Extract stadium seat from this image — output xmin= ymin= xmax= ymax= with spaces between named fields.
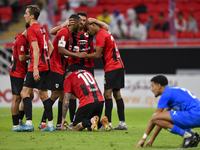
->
xmin=143 ymin=0 xmax=157 ymax=4
xmin=164 ymin=31 xmax=169 ymax=39
xmin=178 ymin=31 xmax=194 ymax=38
xmin=98 ymin=0 xmax=114 ymax=5
xmin=57 ymin=0 xmax=67 ymax=10
xmin=90 ymin=5 xmax=104 ymax=14
xmin=0 ymin=7 xmax=12 ymax=24
xmin=148 ymin=30 xmax=164 ymax=39
xmin=176 ymin=4 xmax=189 ymax=13
xmin=54 ymin=14 xmax=61 ymax=25
xmin=139 ymin=13 xmax=149 ymax=23
xmin=188 ymin=2 xmax=200 ymax=12
xmin=119 ymin=4 xmax=135 ymax=14
xmin=75 ymin=6 xmax=90 ymax=14
xmin=195 ymin=31 xmax=200 ymax=38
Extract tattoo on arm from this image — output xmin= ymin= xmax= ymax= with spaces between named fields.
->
xmin=62 ymin=93 xmax=70 ymax=119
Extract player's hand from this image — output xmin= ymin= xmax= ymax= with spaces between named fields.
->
xmin=33 ymin=69 xmax=40 ymax=82
xmin=145 ymin=139 xmax=153 ymax=147
xmin=62 ymin=18 xmax=74 ymax=27
xmin=77 ymin=52 xmax=87 ymax=58
xmin=61 ymin=118 xmax=69 ymax=131
xmin=135 ymin=139 xmax=145 ymax=148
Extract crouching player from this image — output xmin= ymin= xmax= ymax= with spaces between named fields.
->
xmin=61 ymin=69 xmax=111 ymax=131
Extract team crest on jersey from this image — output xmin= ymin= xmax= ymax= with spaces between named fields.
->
xmin=84 ymin=32 xmax=89 ymax=37
xmin=55 ymin=84 xmax=59 ymax=88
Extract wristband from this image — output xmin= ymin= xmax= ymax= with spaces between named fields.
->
xmin=142 ymin=133 xmax=148 ymax=139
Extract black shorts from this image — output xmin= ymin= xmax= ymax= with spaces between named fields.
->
xmin=10 ymin=76 xmax=24 ymax=95
xmin=48 ymin=71 xmax=64 ymax=91
xmin=23 ymin=71 xmax=51 ymax=90
xmin=73 ymin=101 xmax=104 ymax=126
xmin=69 ymin=64 xmax=94 ymax=76
xmin=104 ymin=68 xmax=125 ymax=90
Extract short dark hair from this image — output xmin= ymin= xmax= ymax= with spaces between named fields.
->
xmin=151 ymin=75 xmax=168 ymax=86
xmin=63 ymin=71 xmax=72 ymax=79
xmin=69 ymin=14 xmax=80 ymax=23
xmin=159 ymin=13 xmax=164 ymax=17
xmin=77 ymin=11 xmax=87 ymax=17
xmin=25 ymin=23 xmax=30 ymax=29
xmin=27 ymin=5 xmax=40 ymax=20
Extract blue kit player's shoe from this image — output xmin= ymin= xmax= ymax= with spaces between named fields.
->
xmin=12 ymin=125 xmax=22 ymax=132
xmin=20 ymin=124 xmax=34 ymax=132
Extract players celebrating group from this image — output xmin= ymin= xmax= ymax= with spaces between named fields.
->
xmin=10 ymin=5 xmax=127 ymax=133
xmin=9 ymin=4 xmax=200 ymax=149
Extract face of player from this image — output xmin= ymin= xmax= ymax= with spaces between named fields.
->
xmin=78 ymin=15 xmax=87 ymax=30
xmin=86 ymin=24 xmax=96 ymax=36
xmin=151 ymin=81 xmax=161 ymax=97
xmin=74 ymin=19 xmax=80 ymax=32
xmin=24 ymin=8 xmax=32 ymax=24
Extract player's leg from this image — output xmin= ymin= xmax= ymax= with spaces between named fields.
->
xmin=39 ymin=89 xmax=54 ymax=131
xmin=113 ymin=89 xmax=127 ymax=130
xmin=20 ymin=86 xmax=34 ymax=131
xmin=152 ymin=111 xmax=198 ymax=148
xmin=104 ymin=89 xmax=113 ymax=127
xmin=68 ymin=93 xmax=77 ymax=129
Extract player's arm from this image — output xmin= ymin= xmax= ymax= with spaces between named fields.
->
xmin=85 ymin=46 xmax=103 ymax=59
xmin=145 ymin=108 xmax=171 ymax=147
xmin=61 ymin=92 xmax=71 ymax=130
xmin=135 ymin=108 xmax=164 ymax=148
xmin=31 ymin=41 xmax=40 ymax=82
xmin=48 ymin=40 xmax=54 ymax=56
xmin=86 ymin=18 xmax=109 ymax=30
xmin=58 ymin=46 xmax=87 ymax=58
xmin=50 ymin=18 xmax=74 ymax=35
xmin=18 ymin=54 xmax=30 ymax=62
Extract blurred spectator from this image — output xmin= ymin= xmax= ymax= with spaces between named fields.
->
xmin=37 ymin=2 xmax=48 ymax=26
xmin=129 ymin=17 xmax=147 ymax=41
xmin=145 ymin=15 xmax=155 ymax=31
xmin=188 ymin=14 xmax=198 ymax=33
xmin=96 ymin=9 xmax=111 ymax=25
xmin=110 ymin=19 xmax=128 ymax=39
xmin=110 ymin=10 xmax=126 ymax=29
xmin=126 ymin=8 xmax=136 ymax=36
xmin=68 ymin=0 xmax=81 ymax=8
xmin=81 ymin=0 xmax=97 ymax=7
xmin=155 ymin=13 xmax=169 ymax=32
xmin=61 ymin=2 xmax=75 ymax=22
xmin=175 ymin=12 xmax=187 ymax=32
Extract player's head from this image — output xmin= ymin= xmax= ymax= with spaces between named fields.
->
xmin=69 ymin=14 xmax=81 ymax=32
xmin=63 ymin=71 xmax=73 ymax=79
xmin=23 ymin=23 xmax=30 ymax=38
xmin=77 ymin=11 xmax=87 ymax=30
xmin=85 ymin=23 xmax=99 ymax=36
xmin=150 ymin=75 xmax=168 ymax=97
xmin=24 ymin=5 xmax=40 ymax=23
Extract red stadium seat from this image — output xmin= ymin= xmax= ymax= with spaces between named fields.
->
xmin=195 ymin=31 xmax=200 ymax=38
xmin=119 ymin=4 xmax=135 ymax=14
xmin=178 ymin=31 xmax=194 ymax=38
xmin=57 ymin=0 xmax=67 ymax=10
xmin=0 ymin=7 xmax=12 ymax=24
xmin=54 ymin=14 xmax=61 ymax=24
xmin=139 ymin=13 xmax=149 ymax=23
xmin=143 ymin=0 xmax=157 ymax=4
xmin=164 ymin=31 xmax=169 ymax=39
xmin=19 ymin=0 xmax=33 ymax=7
xmin=90 ymin=5 xmax=104 ymax=14
xmin=75 ymin=6 xmax=90 ymax=14
xmin=148 ymin=30 xmax=164 ymax=39
xmin=98 ymin=0 xmax=114 ymax=5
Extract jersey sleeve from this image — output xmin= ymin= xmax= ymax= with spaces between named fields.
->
xmin=17 ymin=37 xmax=27 ymax=55
xmin=157 ymin=92 xmax=171 ymax=108
xmin=96 ymin=30 xmax=105 ymax=48
xmin=57 ymin=28 xmax=68 ymax=48
xmin=63 ymin=77 xmax=72 ymax=94
xmin=27 ymin=28 xmax=38 ymax=43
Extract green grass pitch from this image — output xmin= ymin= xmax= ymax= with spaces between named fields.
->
xmin=0 ymin=107 xmax=200 ymax=150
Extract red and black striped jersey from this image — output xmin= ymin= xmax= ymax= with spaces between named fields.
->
xmin=27 ymin=23 xmax=50 ymax=72
xmin=64 ymin=69 xmax=104 ymax=108
xmin=96 ymin=28 xmax=124 ymax=72
xmin=69 ymin=30 xmax=94 ymax=68
xmin=50 ymin=27 xmax=71 ymax=75
xmin=9 ymin=33 xmax=29 ymax=78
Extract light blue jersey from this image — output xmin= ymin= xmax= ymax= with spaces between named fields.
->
xmin=157 ymin=86 xmax=200 ymax=112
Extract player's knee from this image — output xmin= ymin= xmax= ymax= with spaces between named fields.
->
xmin=50 ymin=91 xmax=60 ymax=101
xmin=12 ymin=95 xmax=21 ymax=104
xmin=104 ymin=91 xmax=112 ymax=99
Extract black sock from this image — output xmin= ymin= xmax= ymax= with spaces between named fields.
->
xmin=41 ymin=99 xmax=54 ymax=123
xmin=23 ymin=97 xmax=32 ymax=121
xmin=43 ymin=98 xmax=53 ymax=121
xmin=19 ymin=110 xmax=24 ymax=120
xmin=12 ymin=115 xmax=19 ymax=125
xmin=105 ymin=99 xmax=113 ymax=123
xmin=116 ymin=98 xmax=125 ymax=121
xmin=69 ymin=99 xmax=76 ymax=122
xmin=57 ymin=100 xmax=62 ymax=125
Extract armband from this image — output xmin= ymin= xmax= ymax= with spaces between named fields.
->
xmin=142 ymin=133 xmax=148 ymax=139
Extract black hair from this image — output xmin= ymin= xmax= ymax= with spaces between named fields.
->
xmin=27 ymin=5 xmax=40 ymax=20
xmin=151 ymin=75 xmax=168 ymax=86
xmin=25 ymin=23 xmax=30 ymax=29
xmin=63 ymin=71 xmax=72 ymax=79
xmin=69 ymin=14 xmax=80 ymax=23
xmin=159 ymin=13 xmax=164 ymax=17
xmin=77 ymin=11 xmax=87 ymax=17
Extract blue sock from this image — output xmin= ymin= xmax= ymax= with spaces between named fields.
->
xmin=184 ymin=128 xmax=191 ymax=132
xmin=170 ymin=125 xmax=186 ymax=136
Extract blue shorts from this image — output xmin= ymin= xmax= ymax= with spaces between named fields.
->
xmin=169 ymin=110 xmax=200 ymax=129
